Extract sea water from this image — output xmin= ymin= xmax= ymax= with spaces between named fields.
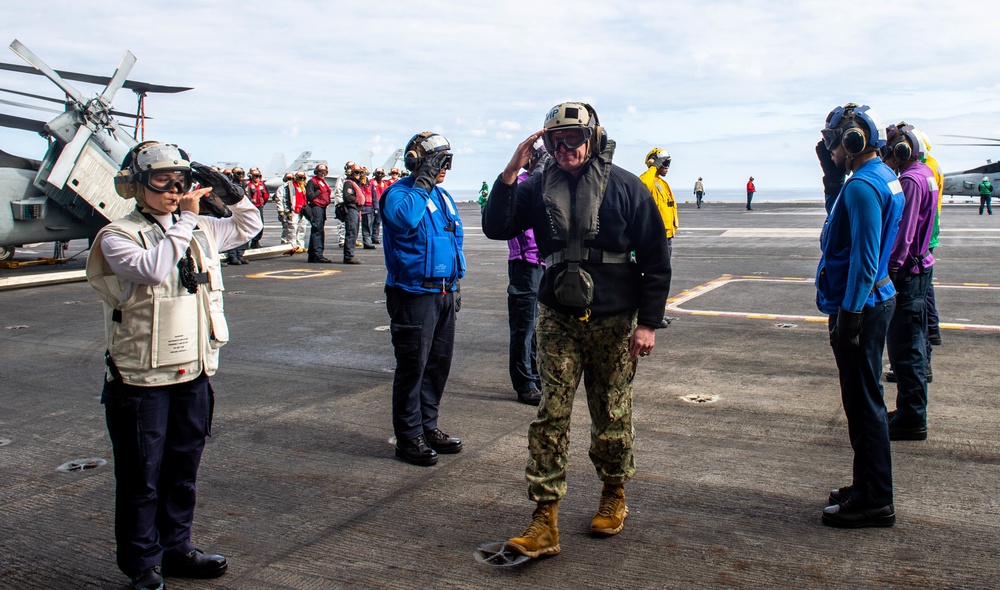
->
xmin=447 ymin=187 xmax=825 ymax=204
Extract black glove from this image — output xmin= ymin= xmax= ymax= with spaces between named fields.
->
xmin=413 ymin=152 xmax=451 ymax=193
xmin=816 ymin=140 xmax=846 ymax=198
xmin=830 ymin=308 xmax=863 ymax=350
xmin=191 ymin=162 xmax=247 ymax=206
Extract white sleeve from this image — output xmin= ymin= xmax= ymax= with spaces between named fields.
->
xmin=333 ymin=177 xmax=344 ymax=203
xmin=199 ymin=197 xmax=265 ymax=251
xmin=101 ymin=214 xmax=197 ymax=286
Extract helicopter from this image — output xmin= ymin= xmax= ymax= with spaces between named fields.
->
xmin=940 ymin=135 xmax=1000 ymax=198
xmin=0 ymin=39 xmax=191 ymax=262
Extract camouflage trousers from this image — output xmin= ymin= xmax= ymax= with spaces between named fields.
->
xmin=526 ymin=304 xmax=638 ymax=502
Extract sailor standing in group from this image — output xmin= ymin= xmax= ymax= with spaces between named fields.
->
xmin=881 ymin=122 xmax=938 ymax=442
xmin=483 ymin=102 xmax=671 ymax=558
xmin=86 ymin=142 xmax=262 ymax=590
xmin=815 ymin=104 xmax=903 ymax=528
xmin=380 ymin=132 xmax=466 ymax=466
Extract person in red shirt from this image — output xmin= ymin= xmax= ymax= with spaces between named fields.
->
xmin=341 ymin=164 xmax=365 ymax=263
xmin=290 ymin=171 xmax=310 ymax=252
xmin=245 ymin=167 xmax=269 ymax=248
xmin=746 ymin=176 xmax=756 ymax=211
xmin=306 ymin=164 xmax=333 ymax=263
xmin=370 ymin=168 xmax=389 ymax=244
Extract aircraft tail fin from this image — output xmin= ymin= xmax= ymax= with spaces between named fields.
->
xmin=286 ymin=151 xmax=312 ymax=172
xmin=266 ymin=153 xmax=287 ymax=178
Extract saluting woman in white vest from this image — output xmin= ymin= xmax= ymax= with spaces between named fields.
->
xmin=86 ymin=141 xmax=262 ymax=590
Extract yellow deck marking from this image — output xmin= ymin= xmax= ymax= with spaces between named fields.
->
xmin=666 ymin=275 xmax=1000 ymax=332
xmin=245 ymin=268 xmax=342 ymax=280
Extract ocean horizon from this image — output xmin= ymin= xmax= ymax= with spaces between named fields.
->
xmin=448 ymin=186 xmax=825 ymax=204
xmin=448 ymin=186 xmax=983 ymax=205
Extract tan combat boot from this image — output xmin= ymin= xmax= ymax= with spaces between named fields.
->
xmin=506 ymin=501 xmax=560 ymax=558
xmin=590 ymin=483 xmax=629 ymax=536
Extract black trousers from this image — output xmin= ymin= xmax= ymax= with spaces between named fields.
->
xmin=829 ymin=297 xmax=895 ymax=507
xmin=507 ymin=259 xmax=543 ymax=394
xmin=103 ymin=374 xmax=214 ymax=576
xmin=386 ymin=287 xmax=456 ymax=441
xmin=308 ymin=204 xmax=327 ymax=260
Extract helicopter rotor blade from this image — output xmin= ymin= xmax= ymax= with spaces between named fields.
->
xmin=939 ymin=143 xmax=1000 ymax=147
xmin=0 ymin=87 xmax=143 ymax=118
xmin=940 ymin=134 xmax=1000 ymax=143
xmin=47 ymin=124 xmax=93 ymax=189
xmin=0 ymin=112 xmax=47 ymax=133
xmin=9 ymin=39 xmax=86 ymax=106
xmin=0 ymin=62 xmax=192 ymax=94
xmin=99 ymin=50 xmax=136 ymax=105
xmin=0 ymin=97 xmax=62 ymax=114
xmin=0 ymin=86 xmax=66 ymax=105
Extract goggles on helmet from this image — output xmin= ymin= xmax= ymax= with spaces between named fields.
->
xmin=542 ymin=127 xmax=593 ymax=152
xmin=652 ymin=153 xmax=671 ymax=168
xmin=141 ymin=170 xmax=192 ymax=194
xmin=821 ymin=126 xmax=844 ymax=151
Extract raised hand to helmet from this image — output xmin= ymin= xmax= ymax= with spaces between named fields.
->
xmin=191 ymin=161 xmax=246 ymax=205
xmin=816 ymin=140 xmax=846 ymax=198
xmin=501 ymin=130 xmax=545 ymax=185
xmin=414 ymin=151 xmax=451 ymax=193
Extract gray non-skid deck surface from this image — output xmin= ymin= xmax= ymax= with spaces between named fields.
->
xmin=1 ymin=202 xmax=998 ymax=589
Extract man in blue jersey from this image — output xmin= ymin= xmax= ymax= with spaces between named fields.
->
xmin=379 ymin=132 xmax=466 ymax=467
xmin=815 ymin=103 xmax=904 ymax=528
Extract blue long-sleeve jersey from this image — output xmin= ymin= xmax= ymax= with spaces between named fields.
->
xmin=379 ymin=176 xmax=466 ymax=294
xmin=815 ymin=157 xmax=904 ymax=315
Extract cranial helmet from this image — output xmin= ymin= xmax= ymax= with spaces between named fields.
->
xmin=283 ymin=172 xmax=294 ymax=181
xmin=645 ymin=148 xmax=671 ymax=169
xmin=882 ymin=122 xmax=925 ymax=163
xmin=916 ymin=129 xmax=933 ymax=153
xmin=249 ymin=167 xmax=262 ymax=178
xmin=315 ymin=163 xmax=329 ymax=175
xmin=404 ymin=131 xmax=452 ymax=172
xmin=822 ymin=103 xmax=887 ymax=155
xmin=114 ymin=141 xmax=192 ymax=200
xmin=374 ymin=168 xmax=385 ymax=178
xmin=344 ymin=161 xmax=355 ymax=173
xmin=985 ymin=175 xmax=991 ymax=182
xmin=232 ymin=166 xmax=245 ymax=179
xmin=294 ymin=170 xmax=306 ymax=179
xmin=542 ymin=102 xmax=606 ymax=156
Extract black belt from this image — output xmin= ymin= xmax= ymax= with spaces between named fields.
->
xmin=422 ymin=280 xmax=455 ymax=291
xmin=544 ymin=248 xmax=630 ymax=267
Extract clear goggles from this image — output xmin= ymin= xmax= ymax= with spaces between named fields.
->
xmin=141 ymin=169 xmax=192 ymax=194
xmin=543 ymin=127 xmax=593 ymax=152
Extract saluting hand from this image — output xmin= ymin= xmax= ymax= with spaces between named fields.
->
xmin=501 ymin=130 xmax=545 ymax=185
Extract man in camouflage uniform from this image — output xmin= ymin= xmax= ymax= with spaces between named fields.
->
xmin=483 ymin=102 xmax=671 ymax=558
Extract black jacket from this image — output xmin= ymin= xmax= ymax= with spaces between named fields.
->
xmin=483 ymin=163 xmax=671 ymax=328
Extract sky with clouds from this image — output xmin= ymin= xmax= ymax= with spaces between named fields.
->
xmin=1 ymin=0 xmax=998 ymax=193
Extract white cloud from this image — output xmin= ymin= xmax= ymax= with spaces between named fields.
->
xmin=0 ymin=0 xmax=997 ymax=188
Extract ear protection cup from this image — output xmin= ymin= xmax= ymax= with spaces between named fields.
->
xmin=892 ymin=139 xmax=912 ymax=162
xmin=403 ymin=149 xmax=421 ymax=172
xmin=842 ymin=126 xmax=867 ymax=155
xmin=583 ymin=103 xmax=607 ymax=153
